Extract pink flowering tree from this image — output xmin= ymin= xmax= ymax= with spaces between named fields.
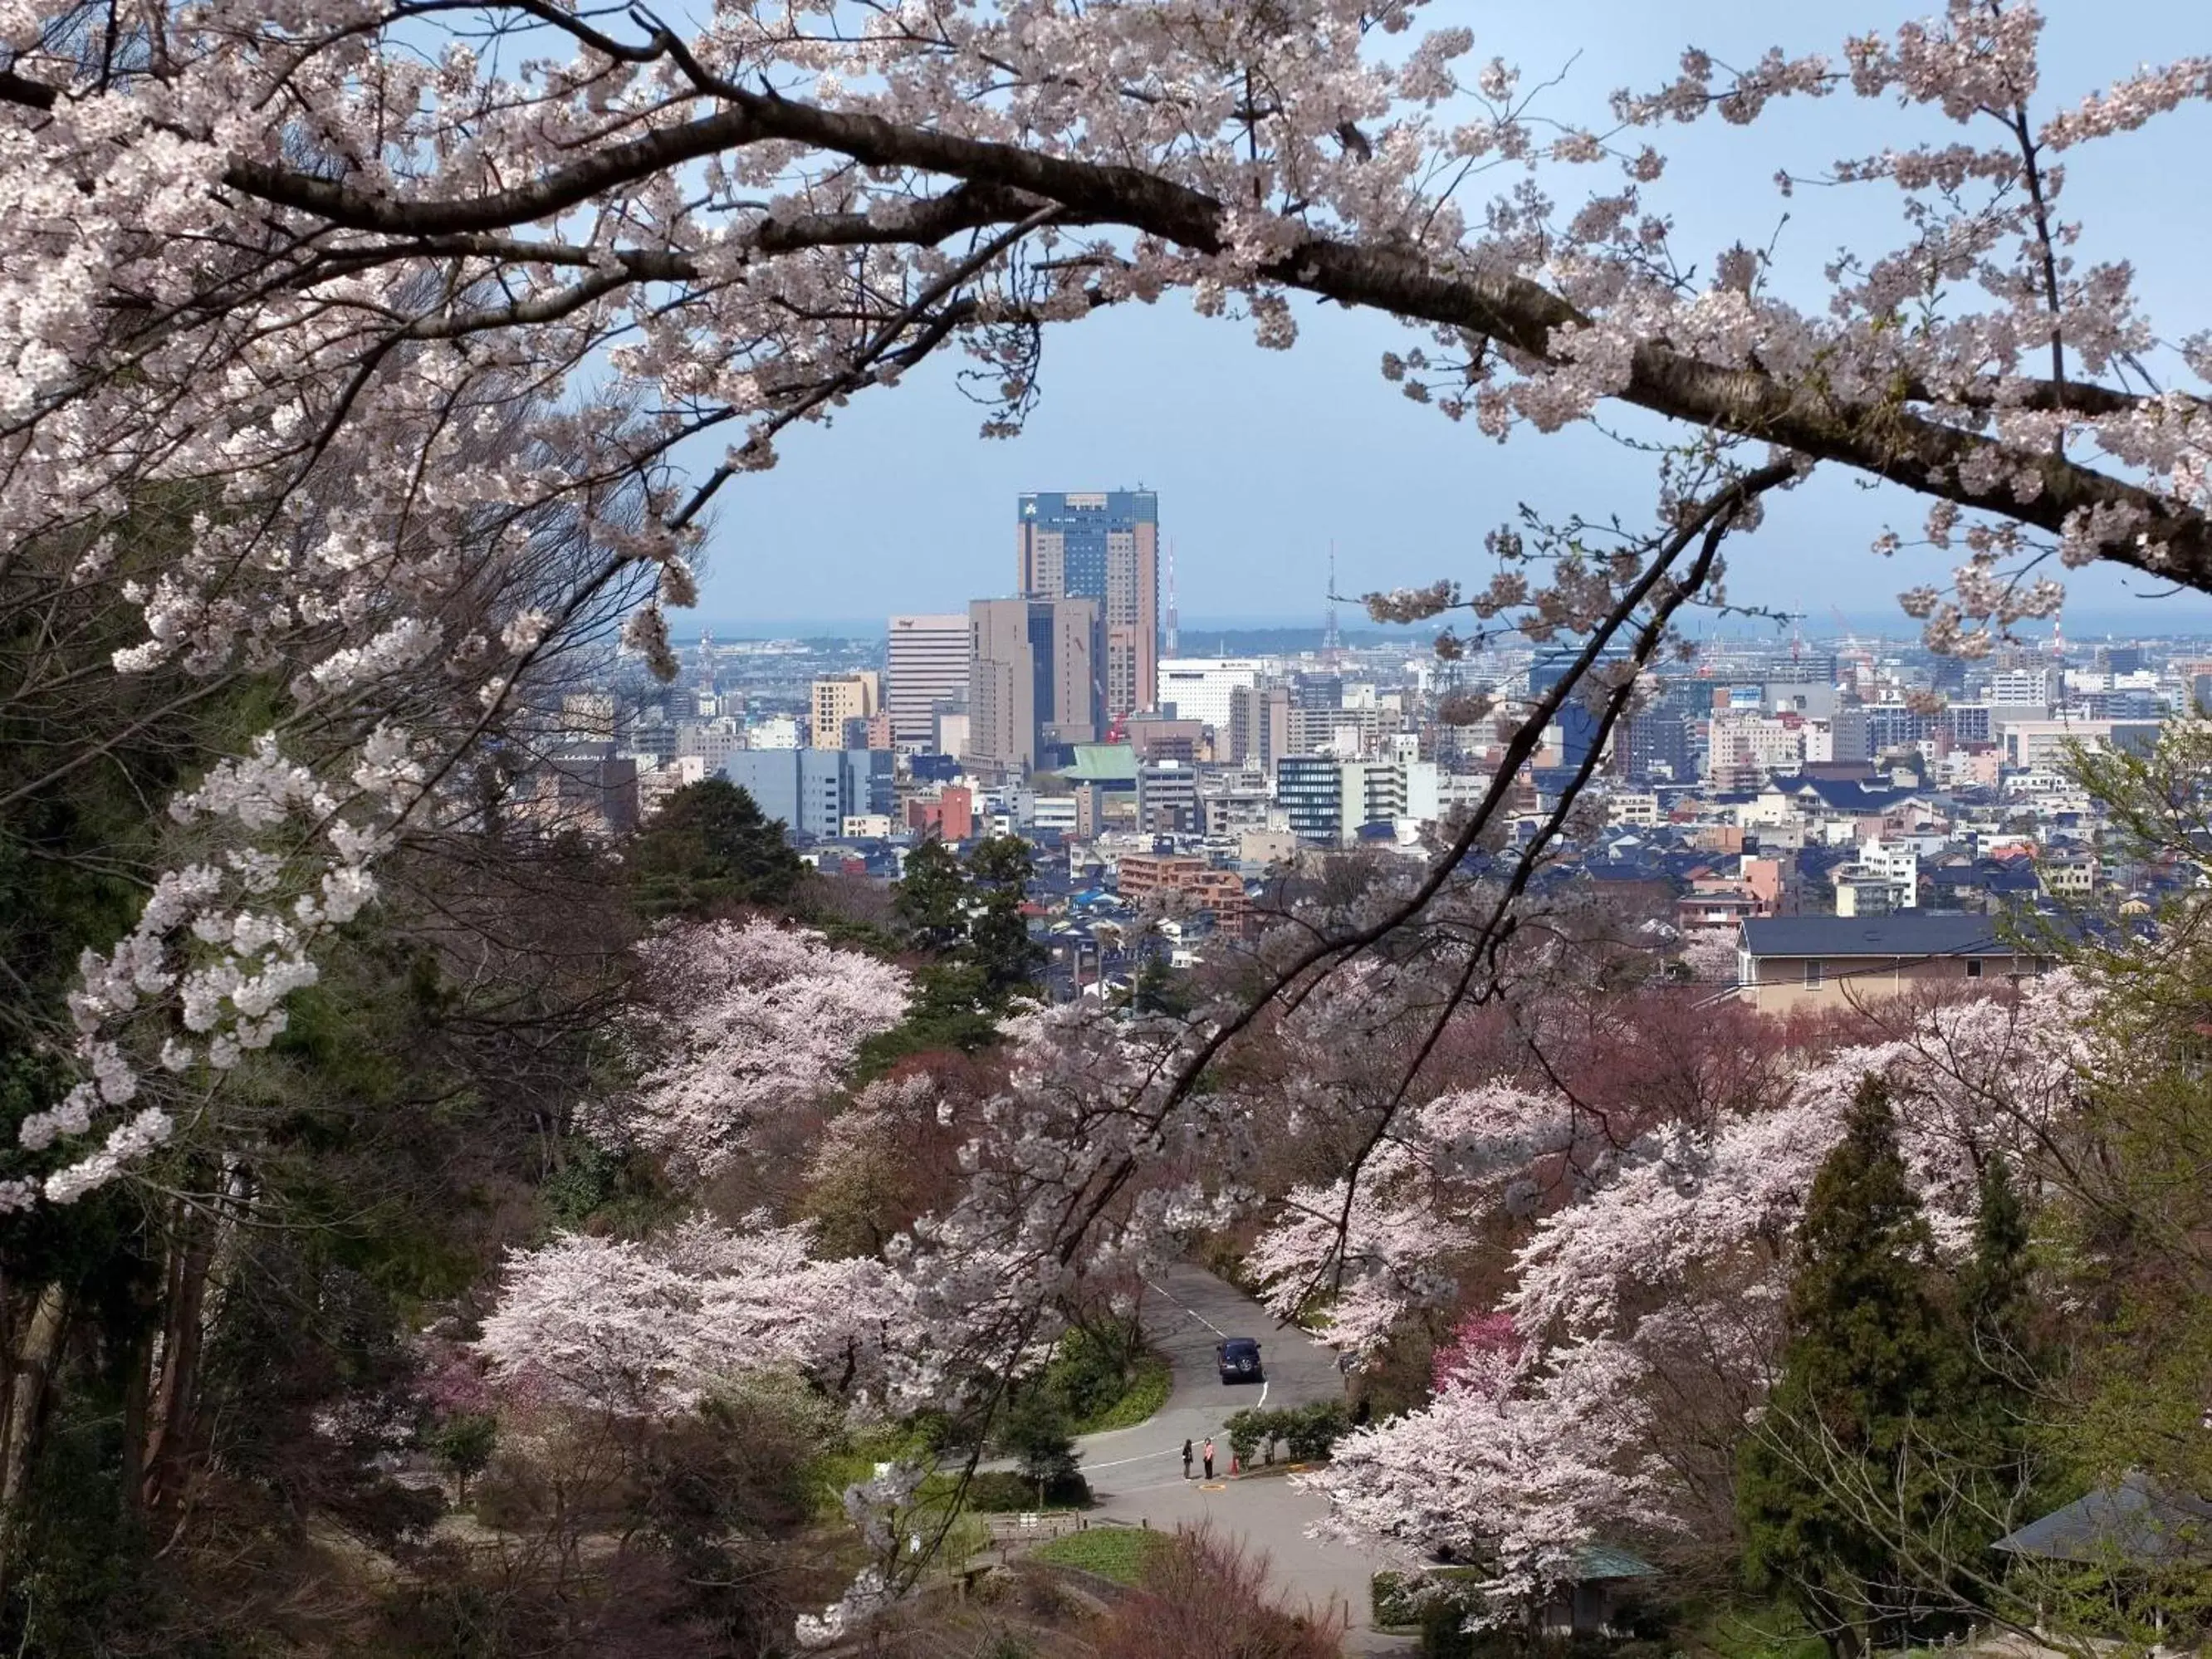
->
xmin=1680 ymin=929 xmax=1742 ymax=985
xmin=1299 ymin=972 xmax=2092 ymax=1613
xmin=597 ymin=919 xmax=910 ymax=1182
xmin=476 ymin=1214 xmax=894 ymax=1416
xmin=0 ymin=0 xmax=2202 ymax=1207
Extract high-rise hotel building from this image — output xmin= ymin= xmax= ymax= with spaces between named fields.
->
xmin=1015 ymin=491 xmax=1158 ymax=724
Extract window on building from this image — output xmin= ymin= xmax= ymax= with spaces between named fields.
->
xmin=1965 ymin=958 xmax=1984 ymax=979
xmin=1803 ymin=958 xmax=1823 ymax=988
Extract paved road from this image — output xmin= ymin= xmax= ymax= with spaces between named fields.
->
xmin=1073 ymin=1264 xmax=1413 ymax=1654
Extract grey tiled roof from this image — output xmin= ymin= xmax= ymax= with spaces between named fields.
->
xmin=1740 ymin=913 xmax=2018 ymax=959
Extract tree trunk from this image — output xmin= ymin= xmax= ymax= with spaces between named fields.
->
xmin=0 ymin=1280 xmax=73 ymax=1598
xmin=140 ymin=1199 xmax=214 ymax=1519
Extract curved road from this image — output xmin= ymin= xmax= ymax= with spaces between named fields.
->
xmin=1072 ymin=1264 xmax=1412 ymax=1653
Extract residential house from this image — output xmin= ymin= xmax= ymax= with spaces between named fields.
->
xmin=1735 ymin=913 xmax=2054 ymax=1014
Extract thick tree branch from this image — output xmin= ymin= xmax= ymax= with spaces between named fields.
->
xmin=204 ymin=86 xmax=2210 ymax=589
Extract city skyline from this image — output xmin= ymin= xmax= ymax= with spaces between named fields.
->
xmin=675 ymin=0 xmax=2210 ymax=637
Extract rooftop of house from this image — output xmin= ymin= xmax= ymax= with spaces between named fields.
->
xmin=1740 ymin=913 xmax=2024 ymax=959
xmin=1993 ymin=1472 xmax=2212 ymax=1566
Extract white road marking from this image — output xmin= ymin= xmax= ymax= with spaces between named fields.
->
xmin=1257 ymin=1380 xmax=1269 ymax=1408
xmin=1084 ymin=1448 xmax=1177 ymax=1471
xmin=1143 ymin=1274 xmax=1228 ymax=1337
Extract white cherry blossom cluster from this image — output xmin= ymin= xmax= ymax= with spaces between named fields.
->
xmin=594 ymin=919 xmax=911 ymax=1182
xmin=1296 ymin=971 xmax=2092 ymax=1594
xmin=475 ymin=1214 xmax=894 ymax=1415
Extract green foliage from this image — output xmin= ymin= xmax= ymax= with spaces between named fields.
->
xmin=1069 ymin=1352 xmax=1171 ymax=1435
xmin=962 ymin=1470 xmax=1091 ymax=1512
xmin=893 ymin=838 xmax=970 ymax=952
xmin=1038 ymin=1321 xmax=1168 ymax=1433
xmin=1030 ymin=1525 xmax=1170 ymax=1584
xmin=537 ymin=1138 xmax=676 ymax=1238
xmin=861 ymin=834 xmax=1050 ymax=1072
xmin=1123 ymin=954 xmax=1195 ymax=1017
xmin=1225 ymin=1401 xmax=1351 ymax=1466
xmin=433 ymin=1413 xmax=499 ymax=1502
xmin=627 ymin=779 xmax=806 ymax=919
xmin=1738 ymin=1074 xmax=2014 ymax=1657
xmin=876 ymin=835 xmax=1044 ymax=1067
xmin=854 ymin=962 xmax=1007 ymax=1079
xmin=999 ymin=1391 xmax=1083 ymax=1490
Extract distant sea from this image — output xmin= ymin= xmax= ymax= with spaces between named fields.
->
xmin=672 ymin=608 xmax=2212 ymax=648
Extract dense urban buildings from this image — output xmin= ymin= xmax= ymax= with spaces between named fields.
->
xmin=542 ymin=480 xmax=2210 ymax=998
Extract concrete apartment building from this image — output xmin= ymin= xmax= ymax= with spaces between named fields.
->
xmin=1116 ymin=853 xmax=1253 ymax=937
xmin=1016 ymin=491 xmax=1158 ymax=724
xmin=808 ymin=671 xmax=878 ymax=748
xmin=885 ymin=614 xmax=970 ymax=749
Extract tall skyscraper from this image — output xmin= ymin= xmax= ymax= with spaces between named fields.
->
xmin=965 ymin=597 xmax=1101 ymax=777
xmin=1015 ymin=490 xmax=1157 ymax=724
xmin=885 ymin=614 xmax=971 ymax=749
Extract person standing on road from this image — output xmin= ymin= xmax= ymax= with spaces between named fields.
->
xmin=1181 ymin=1438 xmax=1194 ymax=1478
xmin=1201 ymin=1437 xmax=1216 ymax=1480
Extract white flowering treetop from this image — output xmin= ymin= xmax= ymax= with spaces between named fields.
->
xmin=0 ymin=0 xmax=2202 ymax=1197
xmin=476 ymin=1213 xmax=894 ymax=1414
xmin=599 ymin=918 xmax=910 ymax=1181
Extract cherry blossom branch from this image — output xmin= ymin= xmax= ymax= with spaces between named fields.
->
xmin=1288 ymin=476 xmax=1758 ymax=1321
xmin=1050 ymin=458 xmax=1796 ymax=1276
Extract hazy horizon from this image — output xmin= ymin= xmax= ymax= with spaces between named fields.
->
xmin=679 ymin=0 xmax=2212 ymax=644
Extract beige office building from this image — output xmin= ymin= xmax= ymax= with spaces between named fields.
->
xmin=885 ymin=614 xmax=971 ymax=749
xmin=809 ymin=670 xmax=879 ymax=749
xmin=965 ymin=598 xmax=1101 ymax=778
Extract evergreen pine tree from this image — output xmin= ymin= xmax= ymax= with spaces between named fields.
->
xmin=1739 ymin=1074 xmax=1960 ymax=1659
xmin=1943 ymin=1156 xmax=2046 ymax=1596
xmin=626 ymin=780 xmax=805 ymax=918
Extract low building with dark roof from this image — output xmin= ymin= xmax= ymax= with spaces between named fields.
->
xmin=1736 ymin=913 xmax=2057 ymax=1013
xmin=1993 ymin=1472 xmax=2212 ymax=1568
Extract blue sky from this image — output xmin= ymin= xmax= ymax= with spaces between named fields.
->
xmin=682 ymin=0 xmax=2212 ymax=637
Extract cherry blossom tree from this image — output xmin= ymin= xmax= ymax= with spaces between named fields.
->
xmin=598 ymin=918 xmax=909 ymax=1181
xmin=1681 ymin=929 xmax=1742 ymax=985
xmin=0 ymin=0 xmax=2202 ymax=1206
xmin=1299 ymin=973 xmax=2092 ymax=1613
xmin=476 ymin=1213 xmax=893 ymax=1414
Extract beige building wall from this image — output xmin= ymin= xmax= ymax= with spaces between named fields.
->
xmin=1737 ymin=952 xmax=2032 ymax=1014
xmin=964 ymin=598 xmax=1100 ymax=776
xmin=809 ymin=671 xmax=879 ymax=749
xmin=965 ymin=600 xmax=1033 ymax=776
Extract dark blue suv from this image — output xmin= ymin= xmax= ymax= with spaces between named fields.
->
xmin=1216 ymin=1338 xmax=1263 ymax=1382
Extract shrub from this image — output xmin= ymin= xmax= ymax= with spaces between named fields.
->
xmin=1226 ymin=1401 xmax=1351 ymax=1466
xmin=963 ymin=1470 xmax=1090 ymax=1512
xmin=1089 ymin=1524 xmax=1345 ymax=1659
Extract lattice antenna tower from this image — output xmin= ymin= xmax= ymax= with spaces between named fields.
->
xmin=1321 ymin=541 xmax=1343 ymax=667
xmin=1164 ymin=539 xmax=1180 ymax=657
